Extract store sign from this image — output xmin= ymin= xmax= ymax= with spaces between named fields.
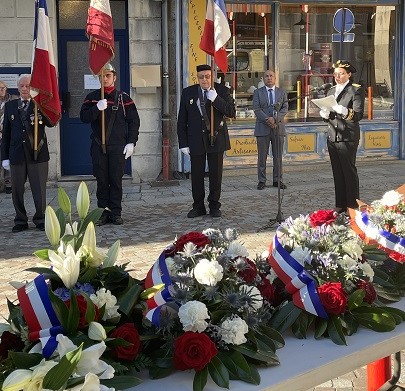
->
xmin=364 ymin=131 xmax=391 ymax=149
xmin=287 ymin=134 xmax=316 ymax=153
xmin=227 ymin=137 xmax=257 ymax=156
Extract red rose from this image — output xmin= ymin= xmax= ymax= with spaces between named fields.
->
xmin=174 ymin=232 xmax=210 ymax=253
xmin=257 ymin=276 xmax=275 ymax=302
xmin=65 ymin=295 xmax=100 ymax=329
xmin=309 ymin=210 xmax=337 ymax=227
xmin=357 ymin=280 xmax=377 ymax=304
xmin=173 ymin=331 xmax=217 ymax=372
xmin=0 ymin=331 xmax=24 ymax=360
xmin=238 ymin=258 xmax=258 ymax=283
xmin=318 ymin=282 xmax=348 ymax=315
xmin=110 ymin=323 xmax=141 ymax=361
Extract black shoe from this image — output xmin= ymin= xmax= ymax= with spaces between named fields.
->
xmin=187 ymin=208 xmax=206 ymax=218
xmin=5 ymin=187 xmax=12 ymax=194
xmin=96 ymin=213 xmax=109 ymax=226
xmin=36 ymin=223 xmax=45 ymax=231
xmin=273 ymin=181 xmax=287 ymax=189
xmin=110 ymin=215 xmax=123 ymax=225
xmin=210 ymin=209 xmax=221 ymax=218
xmin=257 ymin=182 xmax=265 ymax=190
xmin=12 ymin=224 xmax=28 ymax=233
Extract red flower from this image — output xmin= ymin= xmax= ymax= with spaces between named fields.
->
xmin=309 ymin=209 xmax=337 ymax=227
xmin=110 ymin=323 xmax=141 ymax=361
xmin=257 ymin=276 xmax=275 ymax=302
xmin=173 ymin=331 xmax=217 ymax=372
xmin=65 ymin=294 xmax=100 ymax=329
xmin=174 ymin=232 xmax=210 ymax=253
xmin=357 ymin=280 xmax=377 ymax=304
xmin=0 ymin=331 xmax=24 ymax=360
xmin=238 ymin=258 xmax=258 ymax=283
xmin=318 ymin=282 xmax=348 ymax=315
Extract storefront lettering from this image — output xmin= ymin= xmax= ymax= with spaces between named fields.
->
xmin=227 ymin=137 xmax=258 ymax=156
xmin=287 ymin=134 xmax=315 ymax=153
xmin=364 ymin=131 xmax=391 ymax=149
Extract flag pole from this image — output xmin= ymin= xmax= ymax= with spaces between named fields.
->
xmin=210 ymin=57 xmax=215 ymax=147
xmin=33 ymin=103 xmax=38 ymax=161
xmin=100 ymin=68 xmax=106 ymax=154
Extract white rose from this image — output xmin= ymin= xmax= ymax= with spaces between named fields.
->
xmin=240 ymin=284 xmax=263 ymax=310
xmin=194 ymin=258 xmax=223 ymax=286
xmin=226 ymin=241 xmax=249 ymax=259
xmin=178 ymin=300 xmax=210 ymax=332
xmin=381 ymin=190 xmax=403 ymax=207
xmin=90 ymin=288 xmax=120 ymax=321
xmin=220 ymin=316 xmax=248 ymax=345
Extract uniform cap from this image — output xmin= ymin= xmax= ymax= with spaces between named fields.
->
xmin=196 ymin=64 xmax=211 ymax=72
xmin=103 ymin=63 xmax=116 ymax=73
xmin=333 ymin=60 xmax=356 ymax=74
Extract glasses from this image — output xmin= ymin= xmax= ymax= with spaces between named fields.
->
xmin=197 ymin=74 xmax=211 ymax=80
xmin=333 ymin=72 xmax=347 ymax=77
xmin=0 ymin=87 xmax=6 ymax=91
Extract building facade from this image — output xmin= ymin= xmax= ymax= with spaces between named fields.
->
xmin=0 ymin=0 xmax=404 ymax=183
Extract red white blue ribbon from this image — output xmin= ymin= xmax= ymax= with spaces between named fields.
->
xmin=269 ymin=235 xmax=328 ymax=319
xmin=144 ymin=251 xmax=178 ymax=326
xmin=17 ymin=274 xmax=63 ymax=358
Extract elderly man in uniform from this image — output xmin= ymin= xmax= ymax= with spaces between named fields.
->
xmin=80 ymin=63 xmax=140 ymax=225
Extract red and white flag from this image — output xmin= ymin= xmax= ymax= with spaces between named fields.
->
xmin=30 ymin=0 xmax=61 ymax=127
xmin=86 ymin=0 xmax=114 ymax=75
xmin=199 ymin=0 xmax=231 ymax=74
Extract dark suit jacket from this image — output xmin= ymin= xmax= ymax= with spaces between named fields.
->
xmin=325 ymin=82 xmax=365 ymax=142
xmin=177 ymin=82 xmax=235 ymax=155
xmin=1 ymin=99 xmax=52 ymax=164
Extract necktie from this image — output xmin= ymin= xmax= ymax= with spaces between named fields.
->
xmin=268 ymin=89 xmax=273 ymax=105
xmin=203 ymin=90 xmax=208 ymax=103
xmin=22 ymin=100 xmax=28 ymax=110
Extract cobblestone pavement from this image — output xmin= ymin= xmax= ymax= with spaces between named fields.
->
xmin=1 ymin=159 xmax=405 ymax=390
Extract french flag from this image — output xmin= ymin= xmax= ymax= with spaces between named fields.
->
xmin=200 ymin=0 xmax=231 ymax=74
xmin=86 ymin=0 xmax=115 ymax=75
xmin=30 ymin=0 xmax=61 ymax=127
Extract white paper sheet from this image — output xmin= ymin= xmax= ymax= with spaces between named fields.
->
xmin=311 ymin=95 xmax=338 ymax=110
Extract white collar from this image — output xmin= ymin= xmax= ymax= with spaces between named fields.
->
xmin=335 ymin=80 xmax=349 ymax=94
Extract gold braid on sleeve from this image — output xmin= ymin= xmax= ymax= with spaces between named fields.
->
xmin=344 ymin=108 xmax=354 ymax=120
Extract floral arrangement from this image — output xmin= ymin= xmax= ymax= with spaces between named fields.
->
xmin=267 ymin=209 xmax=405 ymax=345
xmin=142 ymin=229 xmax=284 ymax=391
xmin=350 ymin=185 xmax=405 ymax=263
xmin=0 ymin=183 xmax=148 ymax=391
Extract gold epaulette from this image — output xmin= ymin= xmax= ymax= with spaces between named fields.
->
xmin=352 ymin=83 xmax=361 ymax=87
xmin=344 ymin=108 xmax=355 ymax=120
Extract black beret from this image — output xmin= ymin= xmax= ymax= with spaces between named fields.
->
xmin=196 ymin=64 xmax=211 ymax=72
xmin=333 ymin=59 xmax=356 ymax=74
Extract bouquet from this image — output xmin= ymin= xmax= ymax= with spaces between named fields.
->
xmin=0 ymin=183 xmax=148 ymax=391
xmin=268 ymin=209 xmax=405 ymax=345
xmin=142 ymin=229 xmax=284 ymax=391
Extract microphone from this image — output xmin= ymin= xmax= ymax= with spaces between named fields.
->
xmin=312 ymin=83 xmax=333 ymax=92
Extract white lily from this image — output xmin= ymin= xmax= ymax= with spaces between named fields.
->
xmin=48 ymin=244 xmax=81 ymax=288
xmin=88 ymin=321 xmax=107 ymax=341
xmin=2 ymin=369 xmax=32 ymax=391
xmin=45 ymin=205 xmax=61 ymax=247
xmin=25 ymin=359 xmax=58 ymax=391
xmin=77 ymin=181 xmax=90 ymax=219
xmin=67 ymin=372 xmax=115 ymax=391
xmin=82 ymin=222 xmax=106 ymax=267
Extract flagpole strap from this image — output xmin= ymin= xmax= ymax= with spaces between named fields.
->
xmin=100 ymin=68 xmax=107 ymax=154
xmin=34 ymin=104 xmax=38 ymax=161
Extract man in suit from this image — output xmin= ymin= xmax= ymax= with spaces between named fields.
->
xmin=253 ymin=70 xmax=288 ymax=190
xmin=1 ymin=74 xmax=53 ymax=232
xmin=319 ymin=60 xmax=365 ymax=213
xmin=177 ymin=64 xmax=235 ymax=218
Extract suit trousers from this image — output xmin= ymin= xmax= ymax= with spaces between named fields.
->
xmin=256 ymin=132 xmax=284 ymax=183
xmin=190 ymin=152 xmax=224 ymax=211
xmin=327 ymin=139 xmax=359 ymax=209
xmin=10 ymin=160 xmax=48 ymax=225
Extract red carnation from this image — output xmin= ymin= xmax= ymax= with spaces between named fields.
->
xmin=65 ymin=294 xmax=100 ymax=329
xmin=110 ymin=323 xmax=141 ymax=361
xmin=309 ymin=209 xmax=337 ymax=227
xmin=0 ymin=331 xmax=24 ymax=360
xmin=173 ymin=332 xmax=217 ymax=372
xmin=257 ymin=276 xmax=275 ymax=302
xmin=238 ymin=258 xmax=258 ymax=283
xmin=357 ymin=280 xmax=377 ymax=304
xmin=318 ymin=282 xmax=348 ymax=315
xmin=174 ymin=232 xmax=210 ymax=253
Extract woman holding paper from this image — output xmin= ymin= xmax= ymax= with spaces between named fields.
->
xmin=319 ymin=60 xmax=365 ymax=214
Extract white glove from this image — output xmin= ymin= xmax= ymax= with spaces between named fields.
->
xmin=123 ymin=143 xmax=134 ymax=159
xmin=180 ymin=147 xmax=190 ymax=156
xmin=206 ymin=89 xmax=217 ymax=102
xmin=332 ymin=104 xmax=348 ymax=117
xmin=2 ymin=159 xmax=10 ymax=171
xmin=319 ymin=108 xmax=330 ymax=119
xmin=96 ymin=99 xmax=108 ymax=111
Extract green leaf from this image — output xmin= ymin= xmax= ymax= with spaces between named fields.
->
xmin=327 ymin=316 xmax=347 ymax=345
xmin=351 ymin=306 xmax=397 ymax=332
xmin=291 ymin=311 xmax=312 ymax=339
xmin=193 ymin=366 xmax=208 ymax=391
xmin=80 ymin=292 xmax=96 ymax=325
xmin=208 ymin=356 xmax=229 ymax=389
xmin=79 ymin=266 xmax=98 ymax=283
xmin=48 ymin=290 xmax=69 ymax=329
xmin=117 ymin=283 xmax=143 ymax=317
xmin=232 ymin=343 xmax=279 ymax=365
xmin=79 ymin=208 xmax=104 ymax=234
xmin=210 ymin=310 xmax=228 ymax=324
xmin=58 ymin=187 xmax=71 ymax=214
xmin=42 ymin=344 xmax=83 ymax=390
xmin=149 ymin=366 xmax=173 ymax=379
xmin=66 ymin=290 xmax=80 ymax=334
xmin=219 ymin=350 xmax=260 ymax=384
xmin=314 ymin=318 xmax=328 ymax=339
xmin=342 ymin=312 xmax=359 ymax=336
xmin=9 ymin=351 xmax=43 ymax=369
xmin=103 ymin=240 xmax=121 ymax=268
xmin=25 ymin=267 xmax=59 ymax=280
xmin=383 ymin=307 xmax=405 ymax=322
xmin=101 ymin=375 xmax=142 ymax=389
xmin=268 ymin=301 xmax=302 ymax=333
xmin=258 ymin=325 xmax=285 ymax=349
xmin=347 ymin=289 xmax=366 ymax=310
xmin=33 ymin=249 xmax=49 ymax=260
xmin=56 ymin=208 xmax=66 ymax=238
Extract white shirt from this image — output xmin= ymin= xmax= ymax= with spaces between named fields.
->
xmin=335 ymin=80 xmax=349 ymax=97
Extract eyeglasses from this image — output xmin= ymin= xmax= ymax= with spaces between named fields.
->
xmin=0 ymin=87 xmax=6 ymax=91
xmin=333 ymin=72 xmax=347 ymax=77
xmin=197 ymin=74 xmax=211 ymax=80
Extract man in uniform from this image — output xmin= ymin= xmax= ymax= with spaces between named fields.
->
xmin=80 ymin=63 xmax=140 ymax=225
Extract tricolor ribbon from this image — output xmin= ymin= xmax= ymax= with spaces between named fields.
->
xmin=144 ymin=251 xmax=179 ymax=326
xmin=269 ymin=235 xmax=328 ymax=319
xmin=350 ymin=208 xmax=405 ymax=263
xmin=17 ymin=274 xmax=63 ymax=358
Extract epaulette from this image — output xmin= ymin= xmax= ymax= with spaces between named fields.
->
xmin=352 ymin=83 xmax=361 ymax=88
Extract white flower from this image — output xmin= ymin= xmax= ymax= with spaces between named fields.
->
xmin=45 ymin=205 xmax=61 ymax=247
xmin=194 ymin=258 xmax=223 ymax=286
xmin=88 ymin=322 xmax=107 ymax=341
xmin=178 ymin=300 xmax=209 ymax=332
xmin=220 ymin=316 xmax=249 ymax=345
xmin=381 ymin=190 xmax=403 ymax=207
xmin=240 ymin=284 xmax=263 ymax=310
xmin=64 ymin=221 xmax=78 ymax=236
xmin=48 ymin=244 xmax=81 ymax=288
xmin=67 ymin=372 xmax=115 ymax=391
xmin=165 ymin=257 xmax=176 ymax=275
xmin=2 ymin=369 xmax=32 ymax=391
xmin=82 ymin=222 xmax=106 ymax=267
xmin=25 ymin=359 xmax=58 ymax=391
xmin=290 ymin=246 xmax=312 ymax=265
xmin=261 ymin=250 xmax=269 ymax=259
xmin=226 ymin=241 xmax=249 ymax=259
xmin=77 ymin=181 xmax=90 ymax=219
xmin=182 ymin=242 xmax=197 ymax=257
xmin=339 ymin=254 xmax=358 ymax=271
xmin=360 ymin=262 xmax=375 ymax=281
xmin=90 ymin=288 xmax=120 ymax=321
xmin=342 ymin=241 xmax=363 ymax=260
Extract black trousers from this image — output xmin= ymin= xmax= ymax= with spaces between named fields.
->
xmin=327 ymin=139 xmax=359 ymax=209
xmin=190 ymin=152 xmax=224 ymax=211
xmin=91 ymin=144 xmax=126 ymax=217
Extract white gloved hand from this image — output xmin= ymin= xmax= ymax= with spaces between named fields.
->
xmin=180 ymin=147 xmax=190 ymax=156
xmin=332 ymin=104 xmax=348 ymax=117
xmin=207 ymin=89 xmax=217 ymax=102
xmin=123 ymin=143 xmax=134 ymax=159
xmin=96 ymin=99 xmax=108 ymax=111
xmin=2 ymin=159 xmax=10 ymax=171
xmin=320 ymin=108 xmax=330 ymax=119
